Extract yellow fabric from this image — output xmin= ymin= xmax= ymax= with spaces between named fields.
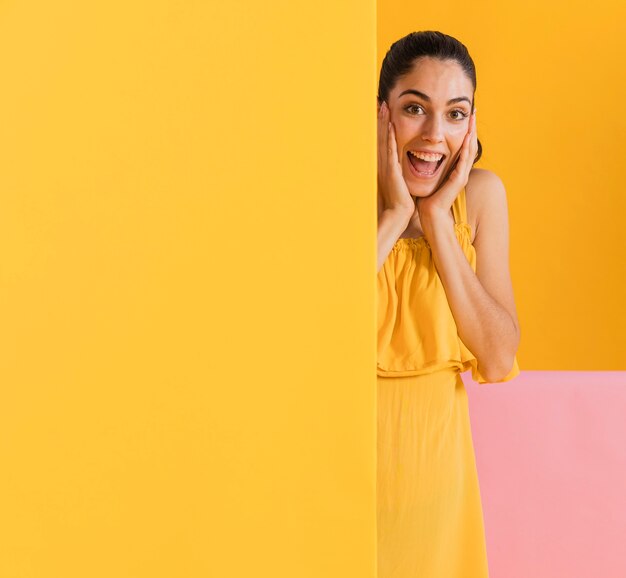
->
xmin=377 ymin=369 xmax=490 ymax=577
xmin=377 ymin=186 xmax=520 ymax=383
xmin=376 ymin=187 xmax=520 ymax=576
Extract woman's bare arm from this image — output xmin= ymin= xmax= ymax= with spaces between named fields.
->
xmin=422 ymin=169 xmax=520 ymax=382
xmin=378 ymin=208 xmax=411 ymax=273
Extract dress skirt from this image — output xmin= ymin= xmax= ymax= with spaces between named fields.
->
xmin=377 ymin=368 xmax=490 ymax=577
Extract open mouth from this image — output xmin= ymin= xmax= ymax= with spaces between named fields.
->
xmin=406 ymin=151 xmax=446 ymax=179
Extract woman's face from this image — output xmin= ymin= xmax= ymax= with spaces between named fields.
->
xmin=384 ymin=57 xmax=475 ymax=197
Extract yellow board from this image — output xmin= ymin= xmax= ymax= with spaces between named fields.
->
xmin=0 ymin=1 xmax=377 ymax=576
xmin=378 ymin=0 xmax=626 ymax=369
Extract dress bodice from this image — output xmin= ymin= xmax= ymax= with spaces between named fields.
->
xmin=377 ymin=187 xmax=520 ymax=383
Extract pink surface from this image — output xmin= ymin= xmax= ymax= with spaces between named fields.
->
xmin=463 ymin=370 xmax=626 ymax=578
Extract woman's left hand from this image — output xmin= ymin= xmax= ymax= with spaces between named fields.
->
xmin=417 ymin=110 xmax=478 ymax=233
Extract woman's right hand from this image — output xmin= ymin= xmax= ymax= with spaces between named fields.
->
xmin=377 ymin=101 xmax=415 ymax=218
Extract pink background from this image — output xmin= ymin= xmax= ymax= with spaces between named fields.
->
xmin=464 ymin=370 xmax=626 ymax=578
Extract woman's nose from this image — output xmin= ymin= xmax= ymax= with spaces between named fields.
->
xmin=420 ymin=116 xmax=444 ymax=143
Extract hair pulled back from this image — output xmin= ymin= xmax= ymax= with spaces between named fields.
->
xmin=378 ymin=31 xmax=482 ymax=164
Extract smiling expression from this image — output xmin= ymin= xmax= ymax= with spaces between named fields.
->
xmin=385 ymin=57 xmax=475 ymax=197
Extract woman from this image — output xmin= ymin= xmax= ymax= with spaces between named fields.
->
xmin=377 ymin=31 xmax=521 ymax=577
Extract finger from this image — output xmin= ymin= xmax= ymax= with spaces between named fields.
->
xmin=378 ymin=102 xmax=387 ymax=178
xmin=387 ymin=112 xmax=400 ymax=169
xmin=467 ymin=111 xmax=477 ymax=146
xmin=383 ymin=105 xmax=392 ymax=180
xmin=380 ymin=102 xmax=389 ymax=179
xmin=464 ymin=129 xmax=475 ymax=173
xmin=469 ymin=111 xmax=478 ymax=163
xmin=382 ymin=103 xmax=390 ymax=165
xmin=388 ymin=120 xmax=398 ymax=167
xmin=451 ymin=131 xmax=472 ymax=185
xmin=464 ymin=125 xmax=477 ymax=177
xmin=459 ymin=130 xmax=471 ymax=166
xmin=377 ymin=101 xmax=385 ymax=141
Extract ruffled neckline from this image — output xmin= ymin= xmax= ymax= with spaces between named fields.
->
xmin=393 ymin=222 xmax=472 ymax=251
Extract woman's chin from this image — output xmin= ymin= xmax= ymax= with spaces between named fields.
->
xmin=408 ymin=185 xmax=436 ymax=198
xmin=403 ymin=173 xmax=437 ymax=198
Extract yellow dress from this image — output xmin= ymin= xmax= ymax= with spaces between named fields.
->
xmin=377 ymin=187 xmax=520 ymax=577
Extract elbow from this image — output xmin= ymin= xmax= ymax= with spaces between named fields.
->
xmin=478 ymin=323 xmax=521 ymax=383
xmin=479 ymin=365 xmax=510 ymax=384
xmin=478 ymin=352 xmax=518 ymax=383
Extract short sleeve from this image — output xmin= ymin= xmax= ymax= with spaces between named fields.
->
xmin=469 ymin=355 xmax=520 ymax=384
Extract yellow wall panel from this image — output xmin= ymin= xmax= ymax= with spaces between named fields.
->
xmin=0 ymin=1 xmax=377 ymax=576
xmin=378 ymin=0 xmax=626 ymax=368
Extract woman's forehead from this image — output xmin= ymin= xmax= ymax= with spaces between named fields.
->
xmin=394 ymin=58 xmax=473 ymax=99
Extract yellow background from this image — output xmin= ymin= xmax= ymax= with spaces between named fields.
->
xmin=379 ymin=0 xmax=626 ymax=369
xmin=0 ymin=1 xmax=376 ymax=576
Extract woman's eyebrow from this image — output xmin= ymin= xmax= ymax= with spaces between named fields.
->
xmin=398 ymin=89 xmax=471 ymax=106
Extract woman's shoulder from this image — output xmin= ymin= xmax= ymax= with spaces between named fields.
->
xmin=465 ymin=168 xmax=509 ymax=240
xmin=467 ymin=166 xmax=504 ymax=183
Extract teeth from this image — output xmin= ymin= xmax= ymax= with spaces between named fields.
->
xmin=408 ymin=151 xmax=443 ymax=162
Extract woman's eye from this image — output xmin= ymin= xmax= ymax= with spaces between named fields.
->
xmin=450 ymin=110 xmax=469 ymax=120
xmin=405 ymin=104 xmax=424 ymax=115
